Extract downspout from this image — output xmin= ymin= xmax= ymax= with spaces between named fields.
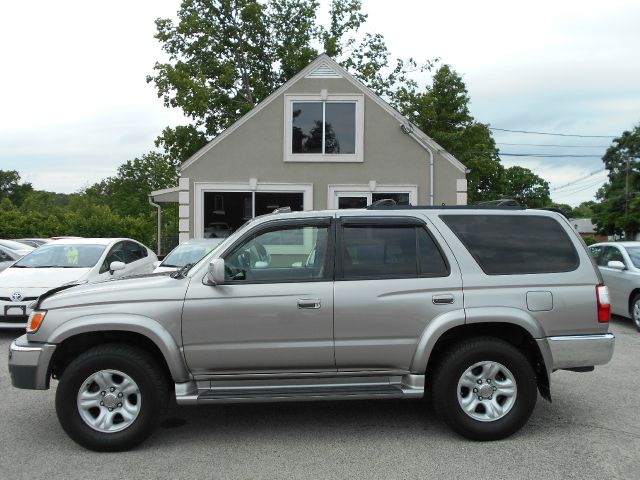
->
xmin=400 ymin=121 xmax=435 ymax=206
xmin=148 ymin=195 xmax=162 ymax=256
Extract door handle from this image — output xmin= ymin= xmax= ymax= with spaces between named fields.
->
xmin=432 ymin=294 xmax=454 ymax=305
xmin=297 ymin=298 xmax=321 ymax=309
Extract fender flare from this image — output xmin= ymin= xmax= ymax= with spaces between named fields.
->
xmin=410 ymin=307 xmax=549 ymax=375
xmin=48 ymin=314 xmax=190 ymax=382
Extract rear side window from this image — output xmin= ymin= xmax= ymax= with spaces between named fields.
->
xmin=440 ymin=215 xmax=579 ymax=275
xmin=340 ymin=225 xmax=449 ymax=279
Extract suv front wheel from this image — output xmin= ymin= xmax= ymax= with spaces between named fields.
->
xmin=55 ymin=343 xmax=169 ymax=451
xmin=432 ymin=337 xmax=537 ymax=440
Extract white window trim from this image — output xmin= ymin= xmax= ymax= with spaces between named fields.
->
xmin=193 ymin=182 xmax=313 ymax=239
xmin=284 ymin=94 xmax=364 ymax=163
xmin=327 ymin=184 xmax=418 ymax=209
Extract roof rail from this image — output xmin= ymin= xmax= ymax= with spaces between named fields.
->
xmin=272 ymin=206 xmax=292 ymax=214
xmin=365 ymin=204 xmax=524 ymax=210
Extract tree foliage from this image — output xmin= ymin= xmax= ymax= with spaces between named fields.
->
xmin=0 ymin=153 xmax=179 ymax=250
xmin=501 ymin=166 xmax=550 ymax=208
xmin=592 ymin=124 xmax=640 ymax=238
xmin=148 ymin=0 xmax=430 ymax=161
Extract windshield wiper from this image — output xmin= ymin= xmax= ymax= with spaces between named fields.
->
xmin=161 ymin=263 xmax=179 ymax=268
xmin=171 ymin=262 xmax=194 ymax=279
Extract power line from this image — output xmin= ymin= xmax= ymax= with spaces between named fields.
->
xmin=497 ymin=142 xmax=609 ymax=148
xmin=553 ymin=177 xmax=608 ymax=198
xmin=499 ymin=153 xmax=603 ymax=158
xmin=490 ymin=127 xmax=616 ymax=138
xmin=551 ymin=169 xmax=607 ymax=192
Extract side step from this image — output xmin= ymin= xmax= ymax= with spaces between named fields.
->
xmin=175 ymin=375 xmax=425 ymax=405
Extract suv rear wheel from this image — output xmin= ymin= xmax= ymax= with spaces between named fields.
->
xmin=55 ymin=344 xmax=169 ymax=451
xmin=432 ymin=337 xmax=537 ymax=440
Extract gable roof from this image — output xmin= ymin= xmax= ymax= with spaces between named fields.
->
xmin=181 ymin=54 xmax=466 ymax=173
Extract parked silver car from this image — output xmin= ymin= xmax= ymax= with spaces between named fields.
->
xmin=9 ymin=207 xmax=614 ymax=451
xmin=0 ymin=246 xmax=20 ymax=273
xmin=589 ymin=241 xmax=640 ymax=331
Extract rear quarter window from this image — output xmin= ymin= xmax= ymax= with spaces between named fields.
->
xmin=440 ymin=214 xmax=579 ymax=275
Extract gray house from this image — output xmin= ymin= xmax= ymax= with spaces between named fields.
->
xmin=151 ymin=54 xmax=468 ymax=246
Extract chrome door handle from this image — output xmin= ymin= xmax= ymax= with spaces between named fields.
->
xmin=432 ymin=294 xmax=454 ymax=305
xmin=297 ymin=298 xmax=321 ymax=309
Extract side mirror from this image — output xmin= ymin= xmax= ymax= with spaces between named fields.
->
xmin=110 ymin=261 xmax=126 ymax=274
xmin=153 ymin=260 xmax=161 ymax=268
xmin=207 ymin=258 xmax=225 ymax=285
xmin=607 ymin=260 xmax=626 ymax=270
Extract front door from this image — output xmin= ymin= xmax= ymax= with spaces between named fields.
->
xmin=333 ymin=214 xmax=463 ymax=371
xmin=182 ymin=217 xmax=336 ymax=375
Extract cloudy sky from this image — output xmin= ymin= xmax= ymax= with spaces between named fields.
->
xmin=1 ymin=0 xmax=638 ymax=206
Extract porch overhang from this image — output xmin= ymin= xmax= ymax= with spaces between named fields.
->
xmin=150 ymin=186 xmax=180 ymax=203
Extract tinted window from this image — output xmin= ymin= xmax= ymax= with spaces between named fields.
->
xmin=225 ymin=225 xmax=329 ymax=282
xmin=292 ymin=102 xmax=323 ymax=153
xmin=125 ymin=241 xmax=147 ymax=263
xmin=418 ymin=228 xmax=449 ymax=276
xmin=341 ymin=226 xmax=448 ymax=279
xmin=441 ymin=215 xmax=579 ymax=275
xmin=589 ymin=245 xmax=603 ymax=262
xmin=100 ymin=242 xmax=126 ymax=273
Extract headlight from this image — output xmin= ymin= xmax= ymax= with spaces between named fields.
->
xmin=26 ymin=310 xmax=47 ymax=334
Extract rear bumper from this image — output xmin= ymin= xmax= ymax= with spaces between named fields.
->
xmin=8 ymin=335 xmax=56 ymax=390
xmin=537 ymin=333 xmax=615 ymax=370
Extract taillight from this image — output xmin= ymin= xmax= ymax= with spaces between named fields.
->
xmin=596 ymin=285 xmax=610 ymax=323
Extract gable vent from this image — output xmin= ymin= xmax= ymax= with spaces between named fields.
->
xmin=305 ymin=62 xmax=342 ymax=79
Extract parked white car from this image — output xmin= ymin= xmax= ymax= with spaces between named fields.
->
xmin=589 ymin=241 xmax=640 ymax=331
xmin=0 ymin=238 xmax=157 ymax=329
xmin=153 ymin=238 xmax=224 ymax=273
xmin=0 ymin=246 xmax=21 ymax=273
xmin=0 ymin=239 xmax=35 ymax=257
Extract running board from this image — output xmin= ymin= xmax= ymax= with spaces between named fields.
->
xmin=175 ymin=375 xmax=425 ymax=405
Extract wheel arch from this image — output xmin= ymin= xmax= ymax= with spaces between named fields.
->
xmin=627 ymin=288 xmax=640 ymax=316
xmin=48 ymin=315 xmax=190 ymax=383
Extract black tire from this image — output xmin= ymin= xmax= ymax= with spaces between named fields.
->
xmin=55 ymin=343 xmax=169 ymax=451
xmin=432 ymin=337 xmax=537 ymax=441
xmin=631 ymin=294 xmax=640 ymax=332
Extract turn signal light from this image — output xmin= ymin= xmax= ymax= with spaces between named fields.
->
xmin=596 ymin=285 xmax=610 ymax=323
xmin=26 ymin=311 xmax=47 ymax=334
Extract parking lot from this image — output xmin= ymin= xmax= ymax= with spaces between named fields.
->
xmin=0 ymin=318 xmax=638 ymax=480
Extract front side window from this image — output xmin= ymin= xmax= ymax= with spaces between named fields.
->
xmin=100 ymin=242 xmax=126 ymax=273
xmin=224 ymin=224 xmax=330 ymax=283
xmin=292 ymin=101 xmax=356 ymax=155
xmin=600 ymin=246 xmax=625 ymax=267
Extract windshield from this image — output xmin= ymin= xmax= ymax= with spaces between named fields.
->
xmin=13 ymin=244 xmax=106 ymax=268
xmin=625 ymin=246 xmax=640 ymax=268
xmin=162 ymin=242 xmax=221 ymax=268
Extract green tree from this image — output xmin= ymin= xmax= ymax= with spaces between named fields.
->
xmin=501 ymin=166 xmax=550 ymax=208
xmin=592 ymin=124 xmax=640 ymax=238
xmin=85 ymin=152 xmax=179 ymax=217
xmin=394 ymin=65 xmax=503 ymax=203
xmin=571 ymin=201 xmax=595 ymax=218
xmin=148 ymin=0 xmax=428 ymax=161
xmin=0 ymin=169 xmax=33 ymax=206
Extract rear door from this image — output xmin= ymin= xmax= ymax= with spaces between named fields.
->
xmin=333 ymin=215 xmax=463 ymax=372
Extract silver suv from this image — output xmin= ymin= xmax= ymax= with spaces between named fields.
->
xmin=8 ymin=207 xmax=615 ymax=451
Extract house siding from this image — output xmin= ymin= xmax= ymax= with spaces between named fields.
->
xmin=182 ymin=75 xmax=464 ymax=237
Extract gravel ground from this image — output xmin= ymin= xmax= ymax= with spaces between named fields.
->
xmin=1 ymin=318 xmax=638 ymax=480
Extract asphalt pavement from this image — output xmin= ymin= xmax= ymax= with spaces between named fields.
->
xmin=1 ymin=318 xmax=638 ymax=480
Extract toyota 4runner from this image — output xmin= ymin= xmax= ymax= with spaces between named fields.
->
xmin=8 ymin=206 xmax=615 ymax=451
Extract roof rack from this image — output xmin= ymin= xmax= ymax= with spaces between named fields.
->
xmin=366 ymin=204 xmax=524 ymax=210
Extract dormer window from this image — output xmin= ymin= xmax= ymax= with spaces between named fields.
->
xmin=285 ymin=94 xmax=363 ymax=162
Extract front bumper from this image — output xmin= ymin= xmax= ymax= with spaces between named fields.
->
xmin=537 ymin=333 xmax=615 ymax=371
xmin=8 ymin=335 xmax=56 ymax=389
